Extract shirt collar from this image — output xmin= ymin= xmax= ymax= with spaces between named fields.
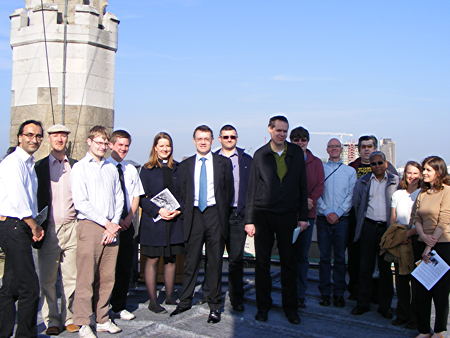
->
xmin=49 ymin=153 xmax=68 ymax=165
xmin=270 ymin=143 xmax=287 ymax=156
xmin=370 ymin=172 xmax=388 ymax=182
xmin=196 ymin=151 xmax=213 ymax=162
xmin=107 ymin=156 xmax=126 ymax=167
xmin=327 ymin=159 xmax=343 ymax=165
xmin=218 ymin=148 xmax=238 ymax=157
xmin=15 ymin=146 xmax=34 ymax=164
xmin=85 ymin=152 xmax=106 ymax=166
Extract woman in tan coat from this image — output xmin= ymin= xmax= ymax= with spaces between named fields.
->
xmin=412 ymin=156 xmax=450 ymax=338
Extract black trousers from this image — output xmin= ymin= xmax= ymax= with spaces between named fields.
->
xmin=179 ymin=206 xmax=224 ymax=311
xmin=0 ymin=218 xmax=40 ymax=338
xmin=357 ymin=218 xmax=393 ymax=311
xmin=225 ymin=209 xmax=247 ymax=306
xmin=110 ymin=225 xmax=135 ymax=313
xmin=254 ymin=211 xmax=298 ymax=313
xmin=393 ymin=235 xmax=421 ymax=323
xmin=347 ymin=211 xmax=360 ymax=298
xmin=412 ymin=241 xmax=450 ymax=334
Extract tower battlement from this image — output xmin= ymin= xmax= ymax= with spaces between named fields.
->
xmin=9 ymin=0 xmax=119 ymax=160
xmin=10 ymin=2 xmax=118 ymax=51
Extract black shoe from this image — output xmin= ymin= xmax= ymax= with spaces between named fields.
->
xmin=405 ymin=320 xmax=417 ymax=330
xmin=45 ymin=326 xmax=61 ymax=336
xmin=170 ymin=306 xmax=191 ymax=316
xmin=255 ymin=310 xmax=268 ymax=322
xmin=165 ymin=295 xmax=178 ymax=305
xmin=148 ymin=302 xmax=168 ymax=314
xmin=298 ymin=298 xmax=306 ymax=308
xmin=351 ymin=306 xmax=370 ymax=315
xmin=319 ymin=296 xmax=331 ymax=306
xmin=285 ymin=312 xmax=301 ymax=325
xmin=348 ymin=293 xmax=357 ymax=301
xmin=207 ymin=310 xmax=221 ymax=323
xmin=333 ymin=296 xmax=345 ymax=307
xmin=377 ymin=307 xmax=393 ymax=319
xmin=232 ymin=303 xmax=245 ymax=312
xmin=391 ymin=317 xmax=408 ymax=326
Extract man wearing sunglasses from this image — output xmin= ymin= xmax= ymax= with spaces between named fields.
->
xmin=0 ymin=120 xmax=44 ymax=337
xmin=351 ymin=151 xmax=399 ymax=319
xmin=347 ymin=135 xmax=398 ymax=302
xmin=216 ymin=125 xmax=253 ymax=312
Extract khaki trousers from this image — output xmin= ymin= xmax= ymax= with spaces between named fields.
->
xmin=72 ymin=220 xmax=118 ymax=325
xmin=38 ymin=219 xmax=78 ymax=328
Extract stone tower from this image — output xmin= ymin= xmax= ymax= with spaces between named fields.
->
xmin=9 ymin=0 xmax=119 ymax=159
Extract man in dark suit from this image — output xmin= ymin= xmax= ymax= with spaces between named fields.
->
xmin=245 ymin=115 xmax=308 ymax=325
xmin=171 ymin=125 xmax=233 ymax=323
xmin=35 ymin=124 xmax=79 ymax=335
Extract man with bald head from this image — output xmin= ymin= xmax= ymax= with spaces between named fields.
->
xmin=316 ymin=138 xmax=356 ymax=307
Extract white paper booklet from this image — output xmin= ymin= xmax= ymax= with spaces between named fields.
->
xmin=411 ymin=250 xmax=450 ymax=290
xmin=150 ymin=188 xmax=180 ymax=222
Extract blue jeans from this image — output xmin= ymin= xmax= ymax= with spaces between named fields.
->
xmin=296 ymin=218 xmax=315 ymax=299
xmin=317 ymin=216 xmax=349 ymax=297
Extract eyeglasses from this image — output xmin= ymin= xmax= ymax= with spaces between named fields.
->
xmin=221 ymin=135 xmax=237 ymax=140
xmin=21 ymin=133 xmax=43 ymax=141
xmin=91 ymin=139 xmax=109 ymax=147
xmin=327 ymin=145 xmax=341 ymax=149
xmin=370 ymin=161 xmax=385 ymax=166
xmin=292 ymin=137 xmax=308 ymax=143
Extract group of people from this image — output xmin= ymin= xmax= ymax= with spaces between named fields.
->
xmin=0 ymin=116 xmax=448 ymax=338
xmin=300 ymin=133 xmax=450 ymax=338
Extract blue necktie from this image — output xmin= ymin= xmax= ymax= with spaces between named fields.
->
xmin=199 ymin=157 xmax=207 ymax=212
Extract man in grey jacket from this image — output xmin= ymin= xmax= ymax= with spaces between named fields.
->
xmin=351 ymin=151 xmax=399 ymax=319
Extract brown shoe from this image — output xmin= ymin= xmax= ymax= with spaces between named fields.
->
xmin=45 ymin=326 xmax=61 ymax=335
xmin=65 ymin=324 xmax=80 ymax=333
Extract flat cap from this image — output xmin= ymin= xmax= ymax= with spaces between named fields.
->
xmin=47 ymin=124 xmax=71 ymax=134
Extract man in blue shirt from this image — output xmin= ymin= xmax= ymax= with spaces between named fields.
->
xmin=316 ymin=138 xmax=356 ymax=308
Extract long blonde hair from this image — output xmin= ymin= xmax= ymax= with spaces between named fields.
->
xmin=143 ymin=132 xmax=175 ymax=169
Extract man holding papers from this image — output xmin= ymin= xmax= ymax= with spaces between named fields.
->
xmin=244 ymin=115 xmax=308 ymax=325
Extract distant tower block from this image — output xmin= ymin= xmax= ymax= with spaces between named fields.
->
xmin=380 ymin=138 xmax=396 ymax=167
xmin=9 ymin=0 xmax=119 ymax=159
xmin=342 ymin=142 xmax=358 ymax=165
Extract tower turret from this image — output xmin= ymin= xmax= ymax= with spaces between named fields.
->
xmin=9 ymin=0 xmax=119 ymax=159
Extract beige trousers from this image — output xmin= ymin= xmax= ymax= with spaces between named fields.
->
xmin=38 ymin=219 xmax=78 ymax=328
xmin=72 ymin=220 xmax=118 ymax=325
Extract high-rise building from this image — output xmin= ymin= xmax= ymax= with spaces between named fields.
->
xmin=342 ymin=142 xmax=358 ymax=164
xmin=9 ymin=0 xmax=119 ymax=159
xmin=380 ymin=138 xmax=396 ymax=167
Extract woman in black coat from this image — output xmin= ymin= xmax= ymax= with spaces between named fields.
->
xmin=139 ymin=132 xmax=184 ymax=313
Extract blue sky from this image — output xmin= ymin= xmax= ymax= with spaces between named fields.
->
xmin=1 ymin=0 xmax=449 ymax=166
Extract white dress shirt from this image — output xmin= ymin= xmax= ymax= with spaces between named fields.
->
xmin=194 ymin=151 xmax=216 ymax=207
xmin=0 ymin=147 xmax=38 ymax=219
xmin=71 ymin=152 xmax=124 ymax=226
xmin=366 ymin=173 xmax=388 ymax=222
xmin=107 ymin=157 xmax=144 ymax=212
